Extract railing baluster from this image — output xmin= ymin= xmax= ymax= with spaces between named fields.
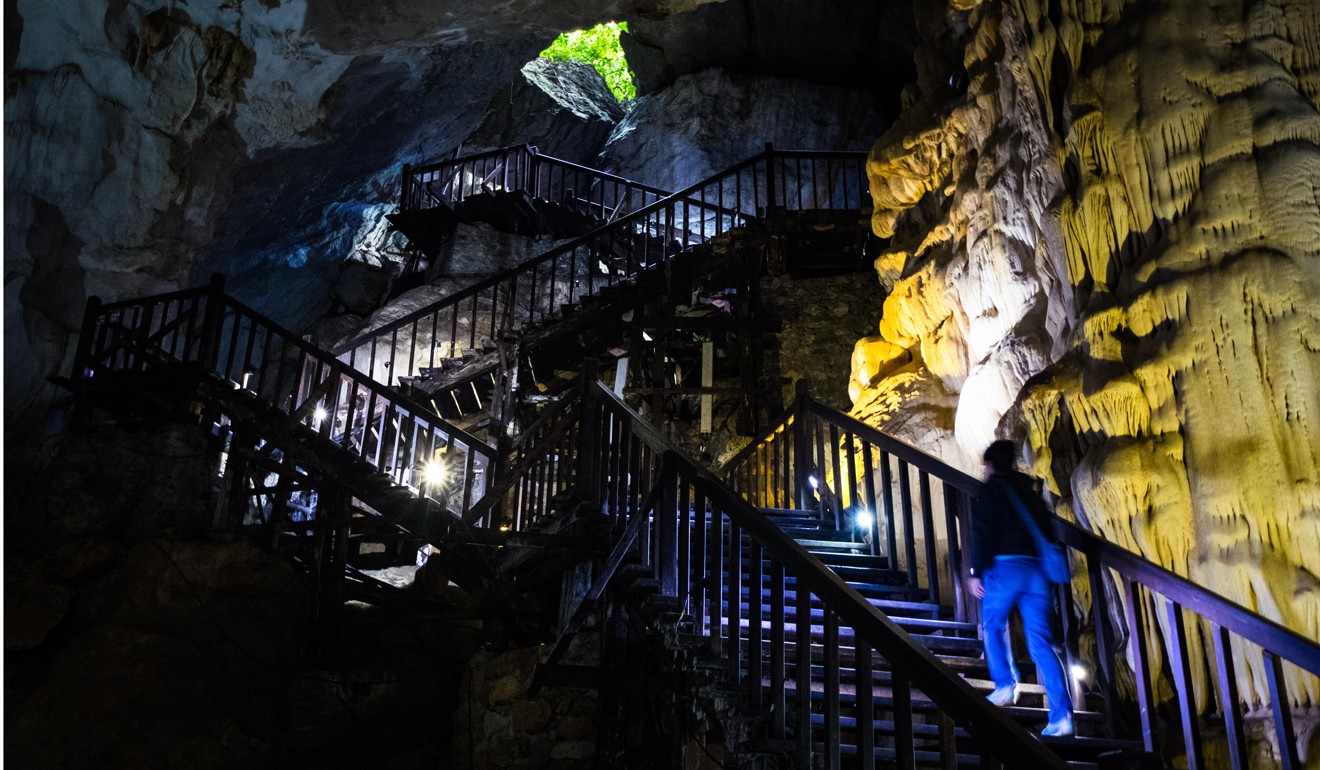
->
xmin=710 ymin=507 xmax=724 ymax=655
xmin=880 ymin=451 xmax=898 ymax=566
xmin=1211 ymin=623 xmax=1248 ymax=769
xmin=898 ymin=460 xmax=918 ymax=588
xmin=1165 ymin=599 xmax=1204 ymax=770
xmin=893 ymin=667 xmax=914 ymax=769
xmin=770 ymin=558 xmax=786 ymax=738
xmin=919 ymin=471 xmax=940 ymax=603
xmin=943 ymin=482 xmax=967 ymax=622
xmin=728 ymin=519 xmax=743 ymax=684
xmin=660 ymin=465 xmax=678 ymax=595
xmin=1264 ymin=650 xmax=1301 ymax=770
xmin=795 ymin=581 xmax=812 ymax=769
xmin=748 ymin=538 xmax=764 ymax=709
xmin=678 ymin=478 xmax=691 ymax=604
xmin=1087 ymin=548 xmax=1119 ymax=734
xmin=694 ymin=487 xmax=708 ymax=637
xmin=856 ymin=636 xmax=875 ymax=770
xmin=828 ymin=423 xmax=843 ymax=529
xmin=824 ymin=610 xmax=840 ymax=770
xmin=862 ymin=442 xmax=880 ymax=557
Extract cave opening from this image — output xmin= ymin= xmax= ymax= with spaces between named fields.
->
xmin=538 ymin=20 xmax=635 ymax=103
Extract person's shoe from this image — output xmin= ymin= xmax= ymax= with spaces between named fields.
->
xmin=1041 ymin=715 xmax=1074 ymax=737
xmin=986 ymin=684 xmax=1019 ymax=706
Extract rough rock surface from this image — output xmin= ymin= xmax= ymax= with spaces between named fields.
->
xmin=452 ymin=644 xmax=599 ymax=769
xmin=5 ymin=538 xmax=304 ymax=769
xmin=463 ymin=58 xmax=624 ymax=167
xmin=9 ymin=424 xmax=215 ymax=546
xmin=601 ymin=68 xmax=887 ymax=191
xmin=764 ymin=273 xmax=883 ymax=412
xmin=3 ymin=0 xmax=728 ymax=441
xmin=621 ymin=0 xmax=916 ymax=108
xmin=852 ymin=0 xmax=1320 ymax=725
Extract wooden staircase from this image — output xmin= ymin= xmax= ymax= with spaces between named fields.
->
xmin=702 ymin=505 xmax=1146 ymax=768
xmin=338 ymin=144 xmax=873 ymax=437
xmin=54 ymin=146 xmax=1320 ymax=770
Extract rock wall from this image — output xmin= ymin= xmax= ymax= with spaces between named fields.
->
xmin=853 ymin=0 xmax=1319 ymax=721
xmin=453 ymin=647 xmax=598 ymax=770
xmin=464 ymin=58 xmax=624 ymax=167
xmin=3 ymin=0 xmax=731 ymax=441
xmin=601 ymin=67 xmax=888 ymax=191
xmin=620 ymin=0 xmax=916 ymax=109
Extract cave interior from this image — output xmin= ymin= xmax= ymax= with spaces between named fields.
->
xmin=5 ymin=0 xmax=1320 ymax=769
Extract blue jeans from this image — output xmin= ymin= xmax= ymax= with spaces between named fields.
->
xmin=982 ymin=555 xmax=1072 ymax=722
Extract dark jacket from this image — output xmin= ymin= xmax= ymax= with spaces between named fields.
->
xmin=970 ymin=470 xmax=1056 ymax=577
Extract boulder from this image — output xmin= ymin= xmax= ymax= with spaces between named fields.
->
xmin=600 ymin=68 xmax=887 ymax=192
xmin=464 ymin=58 xmax=624 ymax=167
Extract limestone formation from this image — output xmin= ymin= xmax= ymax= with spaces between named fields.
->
xmin=3 ymin=0 xmax=729 ymax=439
xmin=620 ymin=0 xmax=916 ymax=105
xmin=601 ymin=68 xmax=888 ymax=191
xmin=852 ymin=0 xmax=1320 ymax=735
xmin=463 ymin=58 xmax=625 ymax=167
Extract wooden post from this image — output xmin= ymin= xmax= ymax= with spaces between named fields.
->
xmin=69 ymin=295 xmax=103 ymax=423
xmin=764 ymin=141 xmax=777 ymax=213
xmin=198 ymin=273 xmax=226 ymax=374
xmin=658 ymin=461 xmax=677 ymax=596
xmin=699 ymin=340 xmax=713 ymax=433
xmin=793 ymin=380 xmax=813 ymax=510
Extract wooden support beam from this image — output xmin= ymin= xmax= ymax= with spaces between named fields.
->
xmin=622 ymin=386 xmax=778 ymax=396
xmin=630 ymin=315 xmax=780 ymax=333
xmin=700 ymin=341 xmax=714 ymax=434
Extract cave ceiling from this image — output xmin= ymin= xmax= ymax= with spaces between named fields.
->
xmin=3 ymin=0 xmax=916 ymax=427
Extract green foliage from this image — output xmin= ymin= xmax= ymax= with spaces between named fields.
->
xmin=539 ymin=21 xmax=636 ymax=102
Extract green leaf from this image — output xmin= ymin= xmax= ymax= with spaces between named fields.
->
xmin=539 ymin=21 xmax=636 ymax=102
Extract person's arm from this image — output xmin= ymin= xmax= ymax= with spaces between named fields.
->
xmin=968 ymin=484 xmax=996 ymax=594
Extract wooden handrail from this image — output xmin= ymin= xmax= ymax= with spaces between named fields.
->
xmin=802 ymin=400 xmax=982 ymax=496
xmin=1057 ymin=519 xmax=1320 ymax=675
xmin=72 ymin=281 xmax=499 ymax=527
xmin=583 ymin=381 xmax=1069 ymax=768
xmin=721 ymin=387 xmax=1320 ymax=770
xmin=337 ymin=147 xmax=868 ymax=376
xmin=219 ymin=295 xmax=495 ymax=459
xmin=339 ymin=151 xmax=770 ymax=352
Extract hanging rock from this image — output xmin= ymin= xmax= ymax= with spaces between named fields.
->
xmin=601 ymin=68 xmax=887 ymax=192
xmin=464 ymin=58 xmax=624 ymax=167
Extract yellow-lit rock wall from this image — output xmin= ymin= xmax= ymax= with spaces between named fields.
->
xmin=853 ymin=0 xmax=1320 ymax=720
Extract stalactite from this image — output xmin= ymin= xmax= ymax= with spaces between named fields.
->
xmin=856 ymin=0 xmax=1320 ymax=724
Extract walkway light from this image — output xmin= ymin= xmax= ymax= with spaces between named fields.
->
xmin=422 ymin=459 xmax=448 ymax=488
xmin=854 ymin=510 xmax=874 ymax=531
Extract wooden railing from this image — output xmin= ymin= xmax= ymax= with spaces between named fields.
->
xmin=70 ymin=275 xmax=498 ymax=521
xmin=520 ymin=383 xmax=1066 ymax=766
xmin=402 ymin=144 xmax=672 ymax=221
xmin=723 ymin=382 xmax=978 ymax=619
xmin=540 ymin=380 xmax=1068 ymax=769
xmin=722 ymin=383 xmax=1320 ymax=770
xmin=337 ymin=146 xmax=870 ymax=391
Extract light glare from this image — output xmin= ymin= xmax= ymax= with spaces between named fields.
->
xmin=422 ymin=460 xmax=448 ymax=487
xmin=855 ymin=511 xmax=874 ymax=530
